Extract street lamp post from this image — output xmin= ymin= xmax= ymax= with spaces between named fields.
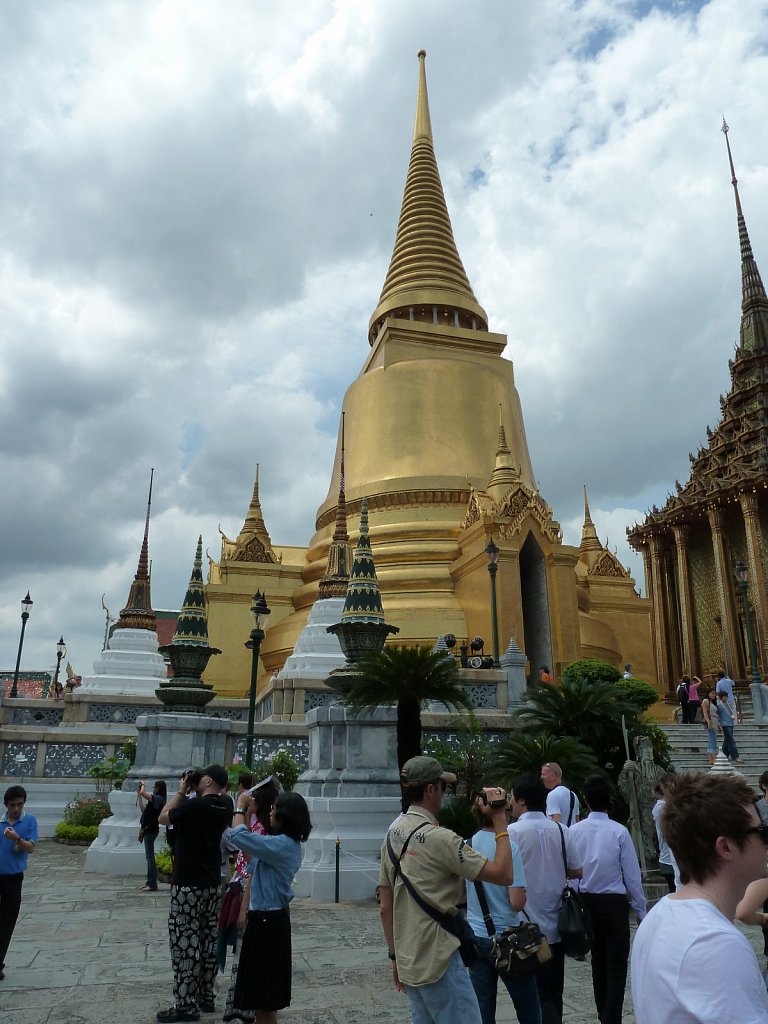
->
xmin=9 ymin=592 xmax=33 ymax=699
xmin=485 ymin=538 xmax=501 ymax=669
xmin=735 ymin=561 xmax=762 ymax=684
xmin=52 ymin=637 xmax=66 ymax=700
xmin=244 ymin=591 xmax=271 ymax=768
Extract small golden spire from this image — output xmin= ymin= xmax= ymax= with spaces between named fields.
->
xmin=580 ymin=485 xmax=602 ymax=554
xmin=413 ymin=50 xmax=432 ymax=142
xmin=233 ymin=464 xmax=278 ymax=563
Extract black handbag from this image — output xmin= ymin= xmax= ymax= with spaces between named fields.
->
xmin=556 ymin=823 xmax=593 ymax=958
xmin=473 ymin=879 xmax=551 ymax=978
xmin=386 ymin=824 xmax=478 ymax=966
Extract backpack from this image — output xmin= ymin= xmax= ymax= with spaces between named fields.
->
xmin=676 ymin=681 xmax=689 ymax=705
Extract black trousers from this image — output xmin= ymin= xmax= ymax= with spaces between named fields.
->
xmin=580 ymin=893 xmax=630 ymax=1024
xmin=535 ymin=940 xmax=565 ymax=1024
xmin=0 ymin=872 xmax=24 ymax=970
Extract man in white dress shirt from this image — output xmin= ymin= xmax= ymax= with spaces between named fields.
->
xmin=509 ymin=776 xmax=582 ymax=1024
xmin=632 ymin=772 xmax=768 ymax=1024
xmin=540 ymin=763 xmax=580 ymax=825
xmin=568 ymin=774 xmax=645 ymax=1024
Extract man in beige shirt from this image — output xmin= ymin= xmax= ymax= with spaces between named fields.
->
xmin=379 ymin=756 xmax=513 ymax=1024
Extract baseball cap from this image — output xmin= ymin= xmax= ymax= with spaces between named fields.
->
xmin=400 ymin=756 xmax=457 ymax=787
xmin=201 ymin=764 xmax=229 ymax=789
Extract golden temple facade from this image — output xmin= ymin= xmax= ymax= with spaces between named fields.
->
xmin=628 ymin=123 xmax=768 ymax=691
xmin=205 ymin=52 xmax=655 ymax=699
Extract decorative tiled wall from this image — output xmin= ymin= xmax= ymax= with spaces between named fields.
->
xmin=2 ymin=742 xmax=38 ymax=776
xmin=44 ymin=744 xmax=107 ymax=777
xmin=230 ymin=735 xmax=308 ymax=768
xmin=7 ymin=707 xmax=64 ymax=726
xmin=304 ymin=690 xmax=337 ymax=712
xmin=87 ymin=703 xmax=159 ymax=723
xmin=255 ymin=695 xmax=273 ymax=722
xmin=464 ymin=684 xmax=498 ymax=709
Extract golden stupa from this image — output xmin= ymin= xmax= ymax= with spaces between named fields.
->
xmin=205 ymin=52 xmax=655 ymax=702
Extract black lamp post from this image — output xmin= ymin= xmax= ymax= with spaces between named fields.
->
xmin=9 ymin=592 xmax=33 ymax=699
xmin=485 ymin=538 xmax=501 ymax=668
xmin=244 ymin=590 xmax=270 ymax=768
xmin=52 ymin=636 xmax=66 ymax=700
xmin=734 ymin=561 xmax=762 ymax=686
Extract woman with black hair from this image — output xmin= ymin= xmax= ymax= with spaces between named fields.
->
xmin=137 ymin=779 xmax=166 ymax=892
xmin=224 ymin=791 xmax=312 ymax=1024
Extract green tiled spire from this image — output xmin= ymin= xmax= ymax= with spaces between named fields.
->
xmin=341 ymin=498 xmax=385 ymax=625
xmin=171 ymin=536 xmax=210 ymax=646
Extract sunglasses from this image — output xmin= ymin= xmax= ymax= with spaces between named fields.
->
xmin=736 ymin=825 xmax=768 ymax=845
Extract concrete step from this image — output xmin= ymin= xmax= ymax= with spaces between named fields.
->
xmin=659 ymin=723 xmax=768 ymax=791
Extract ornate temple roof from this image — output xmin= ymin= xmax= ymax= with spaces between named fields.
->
xmin=367 ymin=50 xmax=488 ymax=343
xmin=115 ymin=469 xmax=157 ymax=631
xmin=628 ymin=124 xmax=768 ymax=543
xmin=485 ymin=407 xmax=522 ymax=505
xmin=170 ymin=536 xmax=212 ymax=647
xmin=318 ymin=413 xmax=353 ymax=599
xmin=340 ymin=498 xmax=386 ymax=624
xmin=219 ymin=464 xmax=280 ymax=564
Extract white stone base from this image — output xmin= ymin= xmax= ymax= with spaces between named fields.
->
xmin=277 ymin=598 xmax=346 ymax=680
xmin=85 ymin=789 xmax=147 ymax=875
xmin=80 ymin=628 xmax=168 ymax=697
xmin=294 ymin=795 xmax=401 ymax=901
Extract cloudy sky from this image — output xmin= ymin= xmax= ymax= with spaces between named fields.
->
xmin=2 ymin=0 xmax=767 ymax=675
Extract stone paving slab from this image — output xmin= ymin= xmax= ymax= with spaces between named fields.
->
xmin=1 ymin=840 xmax=764 ymax=1023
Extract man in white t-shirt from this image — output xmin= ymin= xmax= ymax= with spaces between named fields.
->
xmin=540 ymin=763 xmax=580 ymax=825
xmin=631 ymin=772 xmax=768 ymax=1024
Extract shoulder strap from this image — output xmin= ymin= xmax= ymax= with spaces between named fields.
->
xmin=473 ymin=879 xmax=495 ymax=936
xmin=556 ymin=821 xmax=568 ymax=874
xmin=567 ymin=791 xmax=575 ymax=826
xmin=386 ymin=822 xmax=460 ymax=933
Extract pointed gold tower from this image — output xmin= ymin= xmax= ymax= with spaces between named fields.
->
xmin=115 ymin=469 xmax=157 ymax=631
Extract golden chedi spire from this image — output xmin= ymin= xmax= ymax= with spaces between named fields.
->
xmin=232 ymin=464 xmax=279 ymax=563
xmin=722 ymin=119 xmax=768 ymax=353
xmin=485 ymin=406 xmax=521 ymax=505
xmin=116 ymin=469 xmax=157 ymax=631
xmin=318 ymin=413 xmax=353 ymax=599
xmin=580 ymin=485 xmax=603 ymax=554
xmin=368 ymin=49 xmax=488 ymax=343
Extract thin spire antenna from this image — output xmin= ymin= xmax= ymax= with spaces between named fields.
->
xmin=722 ymin=118 xmax=743 ymax=217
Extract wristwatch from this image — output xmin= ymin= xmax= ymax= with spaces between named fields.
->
xmin=387 ymin=951 xmax=396 ymax=962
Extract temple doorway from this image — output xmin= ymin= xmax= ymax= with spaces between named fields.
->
xmin=519 ymin=531 xmax=552 ymax=680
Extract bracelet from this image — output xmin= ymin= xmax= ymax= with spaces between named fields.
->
xmin=495 ymin=832 xmax=509 ymax=841
xmin=387 ymin=951 xmax=397 ymax=962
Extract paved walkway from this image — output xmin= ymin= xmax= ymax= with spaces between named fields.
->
xmin=2 ymin=841 xmax=763 ymax=1023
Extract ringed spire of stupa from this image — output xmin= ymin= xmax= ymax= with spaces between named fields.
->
xmin=340 ymin=498 xmax=386 ymax=625
xmin=722 ymin=118 xmax=768 ymax=353
xmin=318 ymin=413 xmax=353 ymax=599
xmin=232 ymin=464 xmax=279 ymax=563
xmin=116 ymin=469 xmax=157 ymax=631
xmin=367 ymin=49 xmax=488 ymax=343
xmin=580 ymin=485 xmax=602 ymax=554
xmin=486 ymin=406 xmax=521 ymax=505
xmin=171 ymin=536 xmax=211 ymax=646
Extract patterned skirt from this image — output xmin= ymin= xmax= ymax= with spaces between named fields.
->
xmin=223 ymin=908 xmax=291 ymax=1019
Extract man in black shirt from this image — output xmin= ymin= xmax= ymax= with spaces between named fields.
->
xmin=157 ymin=765 xmax=232 ymax=1022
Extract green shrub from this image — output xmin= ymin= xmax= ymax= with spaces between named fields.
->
xmin=562 ymin=658 xmax=621 ymax=686
xmin=155 ymin=845 xmax=173 ymax=877
xmin=227 ymin=749 xmax=302 ymax=792
xmin=87 ymin=755 xmax=130 ymax=789
xmin=616 ymin=678 xmax=660 ymax=713
xmin=425 ymin=713 xmax=491 ymax=801
xmin=55 ymin=822 xmax=99 ymax=841
xmin=63 ymin=796 xmax=113 ymax=826
xmin=436 ymin=800 xmax=478 ymax=840
xmin=119 ymin=740 xmax=137 ymax=766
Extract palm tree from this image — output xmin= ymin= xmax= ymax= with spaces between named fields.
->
xmin=515 ymin=677 xmax=639 ymax=774
xmin=342 ymin=644 xmax=474 ymax=773
xmin=488 ymin=733 xmax=599 ymax=793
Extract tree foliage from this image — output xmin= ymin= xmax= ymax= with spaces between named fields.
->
xmin=562 ymin=658 xmax=621 ymax=687
xmin=488 ymin=732 xmax=599 ymax=792
xmin=616 ymin=677 xmax=660 ymax=713
xmin=342 ymin=645 xmax=474 ymax=772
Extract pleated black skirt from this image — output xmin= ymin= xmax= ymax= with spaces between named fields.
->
xmin=230 ymin=908 xmax=291 ymax=1016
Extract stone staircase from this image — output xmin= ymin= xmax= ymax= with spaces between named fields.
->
xmin=659 ymin=722 xmax=768 ymax=791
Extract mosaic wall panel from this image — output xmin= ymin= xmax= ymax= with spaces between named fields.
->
xmin=86 ymin=703 xmax=158 ymax=723
xmin=255 ymin=695 xmax=273 ymax=722
xmin=689 ymin=531 xmax=722 ymax=674
xmin=206 ymin=708 xmax=247 ymax=721
xmin=44 ymin=743 xmax=107 ymax=777
xmin=230 ymin=735 xmax=308 ymax=768
xmin=464 ymin=684 xmax=498 ymax=709
xmin=424 ymin=729 xmax=507 ymax=749
xmin=7 ymin=707 xmax=64 ymax=726
xmin=2 ymin=742 xmax=38 ymax=776
xmin=304 ymin=690 xmax=338 ymax=712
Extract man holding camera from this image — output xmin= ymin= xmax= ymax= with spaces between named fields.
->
xmin=157 ymin=766 xmax=233 ymax=1023
xmin=379 ymin=755 xmax=513 ymax=1024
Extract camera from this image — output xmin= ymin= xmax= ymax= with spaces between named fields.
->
xmin=476 ymin=790 xmax=508 ymax=810
xmin=182 ymin=769 xmax=203 ymax=788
